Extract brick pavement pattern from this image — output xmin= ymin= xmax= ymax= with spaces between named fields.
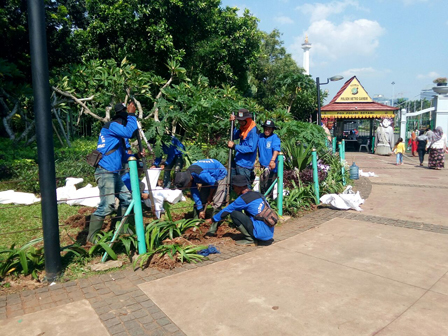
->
xmin=2 ymin=176 xmax=445 ymax=335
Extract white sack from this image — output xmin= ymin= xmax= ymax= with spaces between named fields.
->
xmin=0 ymin=190 xmax=41 ymax=205
xmin=66 ymin=184 xmax=101 ymax=207
xmin=320 ymin=191 xmax=364 ymax=211
xmin=140 ymin=168 xmax=162 ymax=191
xmin=359 ymin=169 xmax=378 ymax=177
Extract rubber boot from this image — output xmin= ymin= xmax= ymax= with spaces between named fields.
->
xmin=235 ymin=224 xmax=256 ymax=246
xmin=193 ymin=207 xmax=199 ymax=219
xmin=87 ymin=215 xmax=104 ymax=243
xmin=205 ymin=207 xmax=222 ymax=237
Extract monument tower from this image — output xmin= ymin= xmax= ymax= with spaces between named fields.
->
xmin=301 ymin=36 xmax=311 ymax=75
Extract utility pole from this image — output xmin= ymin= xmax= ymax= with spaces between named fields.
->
xmin=27 ymin=0 xmax=61 ymax=281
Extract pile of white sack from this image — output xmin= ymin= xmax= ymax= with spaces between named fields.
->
xmin=359 ymin=169 xmax=378 ymax=177
xmin=1 ymin=169 xmax=186 ymax=218
xmin=320 ymin=185 xmax=365 ymax=211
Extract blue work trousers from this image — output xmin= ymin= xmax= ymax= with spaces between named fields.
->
xmin=93 ymin=166 xmax=132 ymax=218
xmin=231 ymin=165 xmax=255 ymax=189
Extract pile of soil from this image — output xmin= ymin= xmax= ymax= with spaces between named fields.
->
xmin=149 ymin=253 xmax=179 ymax=270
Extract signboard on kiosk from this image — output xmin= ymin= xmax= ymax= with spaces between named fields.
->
xmin=335 ymin=78 xmax=373 ymax=103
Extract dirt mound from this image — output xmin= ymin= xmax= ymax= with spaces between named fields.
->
xmin=78 ymin=207 xmax=95 ymax=215
xmin=162 ymin=237 xmax=193 ymax=246
xmin=149 ymin=253 xmax=179 ymax=269
xmin=64 ymin=214 xmax=87 ymax=229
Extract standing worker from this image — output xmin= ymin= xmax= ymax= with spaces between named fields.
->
xmin=88 ymin=101 xmax=140 ymax=243
xmin=205 ymin=175 xmax=275 ymax=245
xmin=258 ymin=120 xmax=281 ymax=196
xmin=174 ymin=159 xmax=227 ymax=223
xmin=152 ymin=135 xmax=185 ymax=188
xmin=228 ymin=109 xmax=259 ymax=188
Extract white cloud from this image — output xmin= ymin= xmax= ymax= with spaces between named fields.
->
xmin=417 ymin=71 xmax=441 ymax=79
xmin=296 ymin=0 xmax=363 ymax=22
xmin=291 ymin=19 xmax=385 ymax=63
xmin=340 ymin=67 xmax=379 ymax=78
xmin=274 ymin=16 xmax=294 ymax=24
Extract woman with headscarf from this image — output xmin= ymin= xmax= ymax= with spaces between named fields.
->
xmin=427 ymin=126 xmax=447 ymax=170
xmin=416 ymin=130 xmax=427 ymax=166
xmin=407 ymin=131 xmax=418 ymax=156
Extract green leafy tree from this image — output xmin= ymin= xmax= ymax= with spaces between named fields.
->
xmin=250 ymin=30 xmax=318 ymax=121
xmin=78 ymin=1 xmax=262 ymax=91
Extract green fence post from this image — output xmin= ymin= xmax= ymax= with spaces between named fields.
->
xmin=371 ymin=136 xmax=375 ymax=154
xmin=332 ymin=137 xmax=337 ymax=153
xmin=264 ymin=179 xmax=278 ymax=197
xmin=277 ymin=152 xmax=284 ymax=216
xmin=311 ymin=149 xmax=320 ymax=204
xmin=339 ymin=142 xmax=346 ymax=186
xmin=101 ymin=200 xmax=134 ymax=263
xmin=128 ymin=157 xmax=147 ymax=255
xmin=342 ymin=139 xmax=346 ymax=161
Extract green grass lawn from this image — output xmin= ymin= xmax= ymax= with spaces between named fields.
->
xmin=0 ymin=203 xmax=82 ymax=249
xmin=0 ymin=196 xmax=196 ymax=250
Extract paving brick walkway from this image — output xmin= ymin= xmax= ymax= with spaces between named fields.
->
xmin=1 ymin=176 xmax=446 ymax=335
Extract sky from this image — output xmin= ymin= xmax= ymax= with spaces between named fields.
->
xmin=220 ymin=0 xmax=448 ymax=104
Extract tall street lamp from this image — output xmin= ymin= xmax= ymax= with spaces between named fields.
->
xmin=317 ymin=75 xmax=344 ymax=125
xmin=391 ymin=81 xmax=395 ymax=106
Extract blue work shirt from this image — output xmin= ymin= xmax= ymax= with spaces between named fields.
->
xmin=212 ymin=191 xmax=274 ymax=241
xmin=153 ymin=136 xmax=185 ymax=167
xmin=188 ymin=159 xmax=227 ymax=211
xmin=96 ymin=114 xmax=138 ymax=172
xmin=233 ymin=127 xmax=259 ymax=169
xmin=258 ymin=133 xmax=281 ymax=172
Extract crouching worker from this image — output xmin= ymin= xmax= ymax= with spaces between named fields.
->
xmin=88 ymin=101 xmax=139 ymax=243
xmin=174 ymin=159 xmax=227 ymax=222
xmin=205 ymin=175 xmax=277 ymax=245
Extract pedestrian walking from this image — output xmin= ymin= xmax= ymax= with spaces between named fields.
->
xmin=427 ymin=126 xmax=447 ymax=170
xmin=416 ymin=130 xmax=427 ymax=166
xmin=407 ymin=132 xmax=418 ymax=156
xmin=393 ymin=138 xmax=405 ymax=165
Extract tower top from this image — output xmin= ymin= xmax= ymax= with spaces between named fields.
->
xmin=301 ymin=35 xmax=311 ymax=49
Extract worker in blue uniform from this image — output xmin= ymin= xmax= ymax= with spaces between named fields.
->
xmin=205 ymin=175 xmax=274 ymax=245
xmin=88 ymin=101 xmax=139 ymax=243
xmin=174 ymin=159 xmax=227 ymax=225
xmin=151 ymin=136 xmax=185 ymax=188
xmin=257 ymin=120 xmax=281 ymax=196
xmin=228 ymin=109 xmax=259 ymax=188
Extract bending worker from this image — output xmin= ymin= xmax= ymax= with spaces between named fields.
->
xmin=152 ymin=135 xmax=185 ymax=188
xmin=205 ymin=175 xmax=275 ymax=245
xmin=88 ymin=101 xmax=139 ymax=243
xmin=174 ymin=159 xmax=227 ymax=222
xmin=228 ymin=109 xmax=259 ymax=188
xmin=257 ymin=119 xmax=281 ymax=196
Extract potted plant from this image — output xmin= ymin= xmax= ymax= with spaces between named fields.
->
xmin=433 ymin=77 xmax=447 ymax=87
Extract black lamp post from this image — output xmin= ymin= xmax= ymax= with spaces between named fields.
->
xmin=316 ymin=75 xmax=344 ymax=125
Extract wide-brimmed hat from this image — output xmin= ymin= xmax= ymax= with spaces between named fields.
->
xmin=261 ymin=120 xmax=277 ymax=129
xmin=232 ymin=175 xmax=249 ymax=187
xmin=235 ymin=108 xmax=252 ymax=120
xmin=114 ymin=103 xmax=126 ymax=113
xmin=174 ymin=171 xmax=192 ymax=189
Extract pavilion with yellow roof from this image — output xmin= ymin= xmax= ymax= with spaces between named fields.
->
xmin=321 ymin=76 xmax=399 ymax=150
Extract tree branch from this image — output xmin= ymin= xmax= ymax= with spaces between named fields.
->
xmin=145 ymin=77 xmax=173 ymax=121
xmin=52 ymin=87 xmax=105 ymax=122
